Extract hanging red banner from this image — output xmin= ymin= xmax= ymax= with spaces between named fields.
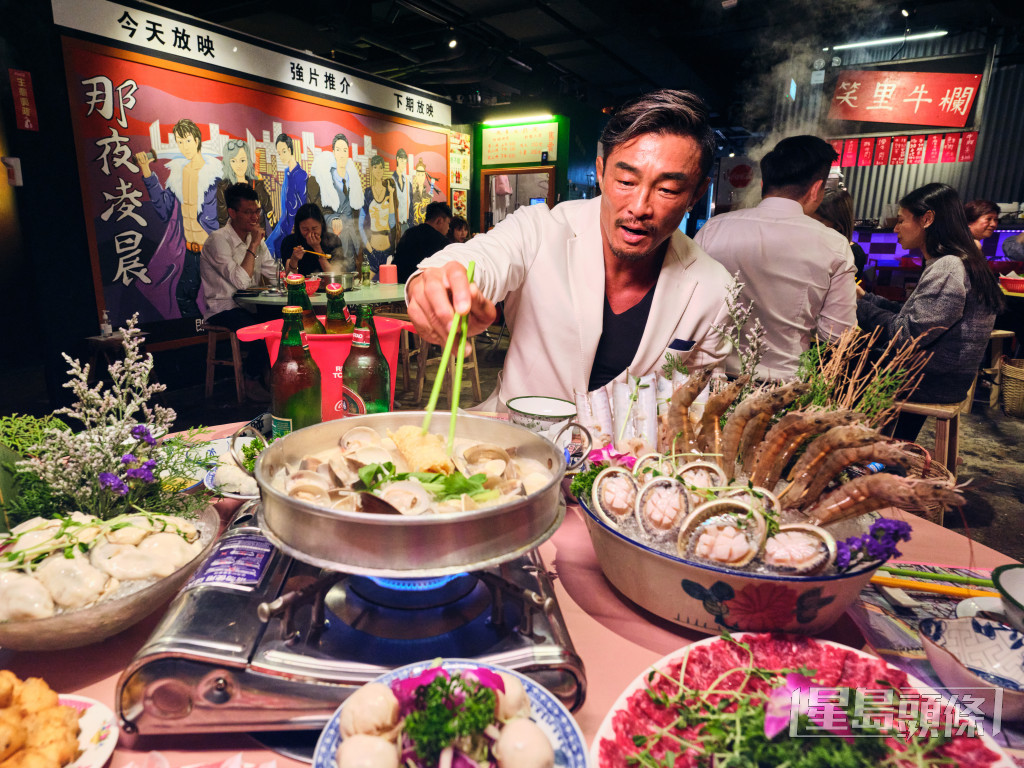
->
xmin=841 ymin=138 xmax=859 ymax=167
xmin=924 ymin=134 xmax=942 ymax=163
xmin=827 ymin=69 xmax=982 ymax=127
xmin=857 ymin=138 xmax=875 ymax=166
xmin=890 ymin=136 xmax=908 ymax=165
xmin=906 ymin=135 xmax=927 ymax=164
xmin=829 ymin=139 xmax=843 ymax=166
xmin=958 ymin=131 xmax=978 ymax=162
xmin=941 ymin=133 xmax=960 ymax=162
xmin=874 ymin=136 xmax=891 ymax=165
xmin=8 ymin=69 xmax=39 ymax=131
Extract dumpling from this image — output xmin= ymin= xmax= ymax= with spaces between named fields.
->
xmin=34 ymin=551 xmax=116 ymax=610
xmin=492 ymin=719 xmax=554 ymax=768
xmin=495 ymin=672 xmax=531 ymax=721
xmin=336 ymin=734 xmax=398 ymax=768
xmin=339 ymin=683 xmax=400 ymax=739
xmin=0 ymin=573 xmax=55 ymax=620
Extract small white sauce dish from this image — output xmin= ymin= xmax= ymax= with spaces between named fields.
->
xmin=506 ymin=396 xmax=577 ymax=434
xmin=919 ymin=616 xmax=1024 ymax=721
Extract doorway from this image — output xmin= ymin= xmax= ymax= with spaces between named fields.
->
xmin=480 ymin=167 xmax=556 ymax=232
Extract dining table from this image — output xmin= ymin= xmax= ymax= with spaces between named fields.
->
xmin=234 ymin=283 xmax=407 ymax=311
xmin=3 ymin=420 xmax=1020 ymax=768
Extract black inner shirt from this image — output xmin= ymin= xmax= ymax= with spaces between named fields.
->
xmin=587 ymin=285 xmax=657 ymax=391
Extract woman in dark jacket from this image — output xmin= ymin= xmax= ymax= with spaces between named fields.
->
xmin=281 ymin=204 xmax=343 ymax=276
xmin=857 ymin=183 xmax=1004 ymax=440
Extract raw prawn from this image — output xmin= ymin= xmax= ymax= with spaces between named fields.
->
xmin=720 ymin=381 xmax=809 ymax=478
xmin=659 ymin=368 xmax=713 ymax=456
xmin=804 ymin=474 xmax=963 ymax=526
xmin=785 ymin=441 xmax=915 ymax=509
xmin=777 ymin=425 xmax=879 ymax=506
xmin=748 ymin=410 xmax=864 ymax=488
xmin=696 ymin=375 xmax=750 ymax=457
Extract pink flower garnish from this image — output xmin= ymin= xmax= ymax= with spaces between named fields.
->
xmin=391 ymin=667 xmax=449 ymax=713
xmin=587 ymin=446 xmax=637 ymax=470
xmin=462 ymin=667 xmax=505 ymax=693
xmin=764 ymin=673 xmax=854 ymax=741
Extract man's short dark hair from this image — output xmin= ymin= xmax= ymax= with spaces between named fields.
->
xmin=225 ymin=182 xmax=259 ymax=211
xmin=174 ymin=118 xmax=202 ymax=151
xmin=275 ymin=133 xmax=294 ymax=152
xmin=332 ymin=133 xmax=349 ymax=151
xmin=396 ymin=148 xmax=407 ymax=160
xmin=425 ymin=202 xmax=452 ymax=222
xmin=760 ymin=136 xmax=837 ymax=197
xmin=599 ymin=89 xmax=716 ymax=177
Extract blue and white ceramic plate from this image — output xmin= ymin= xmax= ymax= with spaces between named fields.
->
xmin=312 ymin=659 xmax=587 ymax=768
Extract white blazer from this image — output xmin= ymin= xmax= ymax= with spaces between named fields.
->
xmin=415 ymin=197 xmax=734 ymax=410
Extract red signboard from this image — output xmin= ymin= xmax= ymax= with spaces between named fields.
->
xmin=858 ymin=138 xmax=875 ymax=166
xmin=942 ymin=133 xmax=961 ymax=163
xmin=841 ymin=138 xmax=859 ymax=167
xmin=8 ymin=69 xmax=39 ymax=131
xmin=829 ymin=139 xmax=843 ymax=166
xmin=890 ymin=136 xmax=908 ymax=165
xmin=924 ymin=134 xmax=942 ymax=163
xmin=906 ymin=135 xmax=927 ymax=164
xmin=958 ymin=131 xmax=978 ymax=162
xmin=827 ymin=69 xmax=982 ymax=128
xmin=874 ymin=136 xmax=891 ymax=165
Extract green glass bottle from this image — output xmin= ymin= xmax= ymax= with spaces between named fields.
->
xmin=341 ymin=304 xmax=391 ymax=415
xmin=271 ymin=306 xmax=322 ymax=437
xmin=324 ymin=284 xmax=355 ymax=334
xmin=284 ymin=273 xmax=326 ymax=334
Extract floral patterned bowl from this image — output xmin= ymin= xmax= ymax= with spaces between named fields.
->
xmin=580 ymin=498 xmax=884 ymax=635
xmin=506 ymin=396 xmax=577 ymax=434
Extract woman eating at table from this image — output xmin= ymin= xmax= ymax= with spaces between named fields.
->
xmin=281 ymin=204 xmax=343 ymax=276
xmin=964 ymin=198 xmax=1000 ymax=250
xmin=857 ymin=183 xmax=1004 ymax=441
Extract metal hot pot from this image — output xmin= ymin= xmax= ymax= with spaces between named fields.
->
xmin=252 ymin=412 xmax=583 ymax=577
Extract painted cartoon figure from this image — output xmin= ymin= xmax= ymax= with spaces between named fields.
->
xmin=135 ymin=118 xmax=220 ymax=318
xmin=307 ymin=132 xmax=365 ymax=272
xmin=265 ymin=133 xmax=308 ymax=259
xmin=360 ymin=154 xmax=397 ymax=276
xmin=393 ymin=147 xmax=411 ymax=237
xmin=410 ymin=160 xmax=434 ymax=226
xmin=217 ymin=138 xmax=275 ymax=236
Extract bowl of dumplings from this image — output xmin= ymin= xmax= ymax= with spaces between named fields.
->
xmin=0 ymin=506 xmax=219 ymax=650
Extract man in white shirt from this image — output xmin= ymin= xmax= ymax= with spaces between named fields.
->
xmin=694 ymin=136 xmax=856 ymax=380
xmin=200 ymin=183 xmax=278 ymax=398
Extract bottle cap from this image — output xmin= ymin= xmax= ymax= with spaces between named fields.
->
xmin=284 ymin=273 xmax=305 ymax=285
xmin=282 ymin=305 xmax=303 ymax=314
xmin=326 ymin=283 xmax=342 ymax=293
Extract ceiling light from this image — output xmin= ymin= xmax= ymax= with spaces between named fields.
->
xmin=729 ymin=152 xmax=736 ymax=158
xmin=448 ymin=38 xmax=457 ymax=48
xmin=482 ymin=114 xmax=554 ymax=126
xmin=832 ymin=30 xmax=946 ymax=50
xmin=901 ymin=8 xmax=910 ymax=16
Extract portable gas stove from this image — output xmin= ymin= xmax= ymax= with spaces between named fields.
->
xmin=118 ymin=503 xmax=586 ymax=743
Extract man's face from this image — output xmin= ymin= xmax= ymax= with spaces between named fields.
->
xmin=596 ymin=133 xmax=709 ymax=263
xmin=175 ymin=131 xmax=199 ymax=160
xmin=333 ymin=139 xmax=349 ymax=170
xmin=277 ymin=141 xmax=293 ymax=165
xmin=229 ymin=199 xmax=261 ymax=234
xmin=437 ymin=216 xmax=451 ymax=236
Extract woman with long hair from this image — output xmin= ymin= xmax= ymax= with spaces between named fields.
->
xmin=216 ymin=139 xmax=274 ymax=233
xmin=280 ymin=203 xmax=343 ymax=276
xmin=857 ymin=183 xmax=1004 ymax=440
xmin=813 ymin=188 xmax=866 ymax=280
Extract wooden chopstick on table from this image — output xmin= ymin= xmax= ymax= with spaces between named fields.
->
xmin=870 ymin=574 xmax=1001 ymax=599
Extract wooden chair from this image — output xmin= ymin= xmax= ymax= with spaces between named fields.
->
xmin=414 ymin=335 xmax=483 ymax=407
xmin=204 ymin=325 xmax=244 ymax=403
xmin=895 ymin=399 xmax=967 ymax=476
xmin=986 ymin=329 xmax=1016 ymax=407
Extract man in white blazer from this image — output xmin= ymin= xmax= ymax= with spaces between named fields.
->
xmin=408 ymin=90 xmax=734 ymax=410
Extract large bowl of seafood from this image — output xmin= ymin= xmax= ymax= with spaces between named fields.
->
xmin=0 ymin=506 xmax=218 ymax=650
xmin=571 ymin=371 xmax=965 ymax=635
xmin=254 ymin=412 xmax=568 ymax=577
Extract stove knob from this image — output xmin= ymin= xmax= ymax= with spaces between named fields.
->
xmin=145 ymin=679 xmax=193 ymax=719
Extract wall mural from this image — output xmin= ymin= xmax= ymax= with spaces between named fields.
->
xmin=63 ymin=39 xmax=449 ymax=332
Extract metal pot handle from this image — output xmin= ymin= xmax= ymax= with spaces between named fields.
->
xmin=555 ymin=421 xmax=592 ymax=473
xmin=230 ymin=424 xmax=268 ymax=477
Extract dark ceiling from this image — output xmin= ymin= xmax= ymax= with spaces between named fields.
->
xmin=166 ymin=0 xmax=1024 ymax=130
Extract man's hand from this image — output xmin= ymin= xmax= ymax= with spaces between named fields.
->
xmin=251 ymin=226 xmax=265 ymax=249
xmin=135 ymin=151 xmax=152 ymax=178
xmin=407 ymin=262 xmax=497 ymax=345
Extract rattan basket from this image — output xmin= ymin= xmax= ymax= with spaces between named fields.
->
xmin=894 ymin=441 xmax=956 ymax=524
xmin=1001 ymin=358 xmax=1024 ymax=418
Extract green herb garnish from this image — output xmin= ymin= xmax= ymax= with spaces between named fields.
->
xmin=357 ymin=463 xmax=498 ymax=503
xmin=569 ymin=461 xmax=608 ymax=501
xmin=403 ymin=672 xmax=497 ymax=766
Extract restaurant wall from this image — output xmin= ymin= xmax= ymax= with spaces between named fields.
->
xmin=771 ymin=30 xmax=1023 ymax=220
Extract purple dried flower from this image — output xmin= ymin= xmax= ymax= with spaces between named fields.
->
xmin=98 ymin=472 xmax=129 ymax=496
xmin=131 ymin=425 xmax=156 ymax=445
xmin=121 ymin=453 xmax=137 ymax=465
xmin=835 ymin=518 xmax=913 ymax=572
xmin=835 ymin=541 xmax=852 ymax=570
xmin=126 ymin=464 xmax=156 ymax=483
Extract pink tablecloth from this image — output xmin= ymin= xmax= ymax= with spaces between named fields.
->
xmin=3 ymin=422 xmax=1017 ymax=767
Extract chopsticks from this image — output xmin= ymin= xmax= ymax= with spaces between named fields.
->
xmin=878 ymin=565 xmax=994 ymax=588
xmin=870 ymin=574 xmax=1000 ymax=599
xmin=421 ymin=261 xmax=476 ymax=453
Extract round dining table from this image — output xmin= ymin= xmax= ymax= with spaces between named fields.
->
xmin=2 ymin=421 xmax=1019 ymax=768
xmin=234 ymin=283 xmax=406 ymax=311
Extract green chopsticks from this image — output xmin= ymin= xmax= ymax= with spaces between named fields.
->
xmin=421 ymin=261 xmax=476 ymax=454
xmin=878 ymin=565 xmax=994 ymax=588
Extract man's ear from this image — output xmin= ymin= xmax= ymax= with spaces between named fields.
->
xmin=595 ymin=156 xmax=604 ymax=182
